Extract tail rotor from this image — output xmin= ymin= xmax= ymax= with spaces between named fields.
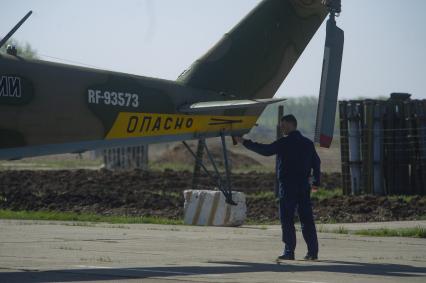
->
xmin=315 ymin=0 xmax=344 ymax=148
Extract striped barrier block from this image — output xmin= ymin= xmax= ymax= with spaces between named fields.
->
xmin=183 ymin=190 xmax=246 ymax=227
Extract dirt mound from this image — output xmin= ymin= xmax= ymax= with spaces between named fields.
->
xmin=315 ymin=195 xmax=426 ymax=223
xmin=0 ymin=170 xmax=424 ymax=223
xmin=246 ymin=195 xmax=426 ymax=223
xmin=0 ymin=169 xmax=185 ymax=218
xmin=156 ymin=144 xmax=262 ymax=168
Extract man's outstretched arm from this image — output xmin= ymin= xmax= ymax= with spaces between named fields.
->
xmin=240 ymin=139 xmax=280 ymax=157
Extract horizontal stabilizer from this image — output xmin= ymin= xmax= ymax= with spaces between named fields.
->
xmin=179 ymin=98 xmax=286 ymax=113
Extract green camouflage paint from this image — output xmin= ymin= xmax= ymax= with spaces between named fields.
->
xmin=0 ymin=0 xmax=327 ymax=159
xmin=179 ymin=0 xmax=327 ymax=116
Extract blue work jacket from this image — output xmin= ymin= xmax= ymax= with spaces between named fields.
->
xmin=243 ymin=131 xmax=321 ymax=195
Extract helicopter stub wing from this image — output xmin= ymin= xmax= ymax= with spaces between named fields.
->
xmin=179 ymin=98 xmax=286 ymax=113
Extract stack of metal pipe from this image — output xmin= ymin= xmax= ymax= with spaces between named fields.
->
xmin=339 ymin=93 xmax=425 ymax=196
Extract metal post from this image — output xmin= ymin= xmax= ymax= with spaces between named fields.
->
xmin=404 ymin=101 xmax=421 ymax=194
xmin=400 ymin=98 xmax=410 ymax=194
xmin=204 ymin=142 xmax=223 ymax=187
xmin=183 ymin=141 xmax=215 ymax=181
xmin=192 ymin=139 xmax=205 ymax=190
xmin=348 ymin=102 xmax=362 ymax=195
xmin=419 ymin=101 xmax=426 ymax=195
xmin=339 ymin=101 xmax=351 ymax=195
xmin=103 ymin=145 xmax=149 ymax=170
xmin=411 ymin=100 xmax=426 ymax=195
xmin=373 ymin=102 xmax=384 ymax=195
xmin=392 ymin=94 xmax=411 ymax=194
xmin=364 ymin=100 xmax=374 ymax=194
xmin=220 ymin=133 xmax=232 ymax=194
xmin=384 ymin=98 xmax=393 ymax=195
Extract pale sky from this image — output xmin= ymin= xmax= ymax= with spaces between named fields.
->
xmin=2 ymin=0 xmax=426 ymax=100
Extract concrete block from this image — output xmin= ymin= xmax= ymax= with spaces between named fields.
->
xmin=183 ymin=190 xmax=246 ymax=227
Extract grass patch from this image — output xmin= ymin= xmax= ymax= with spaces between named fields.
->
xmin=232 ymin=165 xmax=274 ymax=174
xmin=311 ymin=188 xmax=342 ymax=201
xmin=0 ymin=158 xmax=103 ymax=170
xmin=354 ymin=227 xmax=426 ymax=238
xmin=246 ymin=188 xmax=342 ymax=202
xmin=333 ymin=226 xmax=349 ymax=234
xmin=149 ymin=162 xmax=273 ymax=174
xmin=318 ymin=225 xmax=426 ymax=239
xmin=149 ymin=162 xmax=193 ymax=172
xmin=246 ymin=191 xmax=276 ymax=200
xmin=387 ymin=195 xmax=416 ymax=203
xmin=0 ymin=209 xmax=183 ymax=225
xmin=245 ymin=218 xmax=280 ymax=225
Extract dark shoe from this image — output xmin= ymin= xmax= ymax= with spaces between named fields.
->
xmin=304 ymin=254 xmax=318 ymax=261
xmin=278 ymin=253 xmax=295 ymax=260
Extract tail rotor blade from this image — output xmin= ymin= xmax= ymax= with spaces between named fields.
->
xmin=314 ymin=15 xmax=344 ymax=148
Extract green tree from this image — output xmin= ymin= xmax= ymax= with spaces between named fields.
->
xmin=256 ymin=96 xmax=323 ymax=138
xmin=0 ymin=39 xmax=38 ymax=59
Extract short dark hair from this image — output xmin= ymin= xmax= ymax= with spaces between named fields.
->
xmin=280 ymin=114 xmax=298 ymax=128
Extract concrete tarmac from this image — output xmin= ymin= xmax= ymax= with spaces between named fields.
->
xmin=0 ymin=220 xmax=425 ymax=283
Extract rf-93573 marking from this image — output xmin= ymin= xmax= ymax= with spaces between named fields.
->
xmin=87 ymin=89 xmax=140 ymax=108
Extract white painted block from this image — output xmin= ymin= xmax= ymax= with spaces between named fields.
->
xmin=183 ymin=190 xmax=246 ymax=227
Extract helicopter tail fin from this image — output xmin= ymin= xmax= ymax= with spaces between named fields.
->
xmin=178 ymin=0 xmax=327 ymax=106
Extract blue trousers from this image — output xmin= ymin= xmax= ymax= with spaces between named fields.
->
xmin=279 ymin=186 xmax=318 ymax=256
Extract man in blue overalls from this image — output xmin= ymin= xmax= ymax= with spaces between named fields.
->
xmin=236 ymin=114 xmax=320 ymax=260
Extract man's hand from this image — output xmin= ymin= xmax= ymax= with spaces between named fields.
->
xmin=234 ymin=136 xmax=245 ymax=144
xmin=311 ymin=186 xmax=319 ymax=193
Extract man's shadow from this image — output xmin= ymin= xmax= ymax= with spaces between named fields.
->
xmin=1 ymin=260 xmax=425 ymax=283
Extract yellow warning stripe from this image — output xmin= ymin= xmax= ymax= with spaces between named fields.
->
xmin=207 ymin=192 xmax=221 ymax=226
xmin=106 ymin=112 xmax=258 ymax=139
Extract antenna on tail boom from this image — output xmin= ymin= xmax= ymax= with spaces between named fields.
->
xmin=0 ymin=11 xmax=33 ymax=49
xmin=315 ymin=0 xmax=344 ymax=148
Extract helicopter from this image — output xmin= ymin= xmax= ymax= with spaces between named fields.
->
xmin=0 ymin=0 xmax=343 ymax=204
